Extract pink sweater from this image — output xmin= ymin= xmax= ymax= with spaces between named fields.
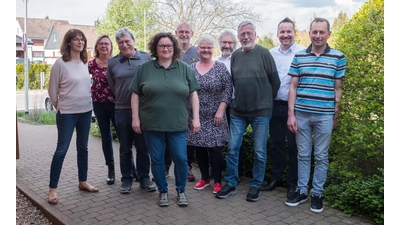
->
xmin=48 ymin=58 xmax=92 ymax=114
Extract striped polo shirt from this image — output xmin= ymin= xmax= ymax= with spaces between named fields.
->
xmin=288 ymin=44 xmax=346 ymax=114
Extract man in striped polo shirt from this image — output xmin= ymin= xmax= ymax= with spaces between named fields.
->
xmin=285 ymin=18 xmax=346 ymax=213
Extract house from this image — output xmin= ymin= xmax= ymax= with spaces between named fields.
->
xmin=16 ymin=17 xmax=98 ymax=65
xmin=44 ymin=24 xmax=98 ymax=65
xmin=16 ymin=17 xmax=69 ymax=64
xmin=16 ymin=34 xmax=33 ymax=63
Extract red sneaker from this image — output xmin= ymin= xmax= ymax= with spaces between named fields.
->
xmin=194 ymin=179 xmax=211 ymax=190
xmin=213 ymin=183 xmax=222 ymax=194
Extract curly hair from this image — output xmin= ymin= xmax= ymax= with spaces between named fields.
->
xmin=59 ymin=29 xmax=88 ymax=63
xmin=147 ymin=32 xmax=182 ymax=61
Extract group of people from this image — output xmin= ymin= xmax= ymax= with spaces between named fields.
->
xmin=46 ymin=16 xmax=346 ymax=213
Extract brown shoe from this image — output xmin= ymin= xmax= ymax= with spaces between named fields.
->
xmin=78 ymin=182 xmax=99 ymax=192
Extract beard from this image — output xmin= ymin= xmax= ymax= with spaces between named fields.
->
xmin=179 ymin=37 xmax=189 ymax=45
xmin=241 ymin=41 xmax=254 ymax=50
xmin=221 ymin=50 xmax=232 ymax=57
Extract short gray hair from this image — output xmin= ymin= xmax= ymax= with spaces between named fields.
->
xmin=196 ymin=34 xmax=215 ymax=47
xmin=237 ymin=21 xmax=256 ymax=33
xmin=115 ymin=27 xmax=136 ymax=42
xmin=217 ymin=30 xmax=238 ymax=50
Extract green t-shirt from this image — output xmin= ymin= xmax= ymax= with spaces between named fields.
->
xmin=129 ymin=60 xmax=199 ymax=132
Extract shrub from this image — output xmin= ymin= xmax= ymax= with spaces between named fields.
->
xmin=325 ymin=0 xmax=384 ymax=223
xmin=16 ymin=63 xmax=51 ymax=90
xmin=324 ymin=169 xmax=384 ymax=225
xmin=330 ymin=0 xmax=384 ymax=177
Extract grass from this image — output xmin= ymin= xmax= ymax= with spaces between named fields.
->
xmin=16 ymin=109 xmax=109 ymax=139
xmin=17 ymin=109 xmax=56 ymax=125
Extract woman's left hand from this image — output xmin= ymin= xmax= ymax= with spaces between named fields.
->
xmin=191 ymin=119 xmax=201 ymax=134
xmin=214 ymin=110 xmax=224 ymax=126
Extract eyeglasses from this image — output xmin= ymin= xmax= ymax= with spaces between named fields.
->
xmin=157 ymin=45 xmax=173 ymax=50
xmin=98 ymin=42 xmax=110 ymax=46
xmin=221 ymin=41 xmax=235 ymax=45
xmin=239 ymin=32 xmax=254 ymax=38
xmin=198 ymin=46 xmax=213 ymax=50
xmin=72 ymin=38 xmax=85 ymax=42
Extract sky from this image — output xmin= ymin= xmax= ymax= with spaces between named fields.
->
xmin=15 ymin=0 xmax=369 ymax=36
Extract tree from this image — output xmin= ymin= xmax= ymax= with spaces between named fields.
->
xmin=96 ymin=0 xmax=158 ymax=53
xmin=154 ymin=0 xmax=262 ymax=44
xmin=330 ymin=0 xmax=384 ymax=177
xmin=329 ymin=11 xmax=349 ymax=47
xmin=292 ymin=18 xmax=302 ymax=44
xmin=294 ymin=17 xmax=312 ymax=47
xmin=325 ymin=0 xmax=384 ymax=223
xmin=257 ymin=34 xmax=275 ymax=50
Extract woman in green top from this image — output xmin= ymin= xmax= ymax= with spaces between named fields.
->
xmin=129 ymin=32 xmax=200 ymax=207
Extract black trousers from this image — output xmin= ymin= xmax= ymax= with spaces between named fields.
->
xmin=269 ymin=101 xmax=298 ymax=186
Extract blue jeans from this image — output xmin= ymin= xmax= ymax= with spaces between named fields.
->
xmin=225 ymin=114 xmax=271 ymax=188
xmin=143 ymin=131 xmax=187 ymax=193
xmin=295 ymin=111 xmax=333 ymax=196
xmin=93 ymin=102 xmax=116 ymax=166
xmin=269 ymin=101 xmax=298 ymax=186
xmin=49 ymin=110 xmax=92 ymax=188
xmin=115 ymin=109 xmax=151 ymax=183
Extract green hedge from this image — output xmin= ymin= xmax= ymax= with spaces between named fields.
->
xmin=326 ymin=0 xmax=384 ymax=224
xmin=16 ymin=63 xmax=51 ymax=90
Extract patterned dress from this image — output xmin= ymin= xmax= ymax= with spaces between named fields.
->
xmin=89 ymin=59 xmax=115 ymax=103
xmin=187 ymin=61 xmax=233 ymax=147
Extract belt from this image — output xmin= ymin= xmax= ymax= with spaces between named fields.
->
xmin=274 ymin=100 xmax=288 ymax=105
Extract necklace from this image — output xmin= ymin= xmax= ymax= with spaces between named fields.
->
xmin=96 ymin=58 xmax=108 ymax=68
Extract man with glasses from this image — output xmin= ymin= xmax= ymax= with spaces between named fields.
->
xmin=173 ymin=22 xmax=200 ymax=182
xmin=107 ymin=27 xmax=156 ymax=194
xmin=215 ymin=21 xmax=280 ymax=202
xmin=176 ymin=22 xmax=199 ymax=65
xmin=213 ymin=30 xmax=237 ymax=74
xmin=213 ymin=30 xmax=245 ymax=183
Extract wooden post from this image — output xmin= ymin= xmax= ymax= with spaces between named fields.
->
xmin=16 ymin=117 xmax=19 ymax=159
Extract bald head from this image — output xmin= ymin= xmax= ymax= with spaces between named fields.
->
xmin=175 ymin=22 xmax=194 ymax=50
xmin=176 ymin=22 xmax=192 ymax=32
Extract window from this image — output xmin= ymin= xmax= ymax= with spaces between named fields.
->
xmin=33 ymin=52 xmax=44 ymax=57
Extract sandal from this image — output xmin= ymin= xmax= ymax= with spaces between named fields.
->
xmin=78 ymin=183 xmax=99 ymax=192
xmin=48 ymin=197 xmax=58 ymax=205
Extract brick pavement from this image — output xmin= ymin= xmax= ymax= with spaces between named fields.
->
xmin=16 ymin=121 xmax=372 ymax=225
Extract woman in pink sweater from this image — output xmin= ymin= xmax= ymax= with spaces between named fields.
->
xmin=47 ymin=29 xmax=98 ymax=205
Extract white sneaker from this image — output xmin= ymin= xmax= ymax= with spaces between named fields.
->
xmin=177 ymin=191 xmax=188 ymax=207
xmin=158 ymin=192 xmax=169 ymax=207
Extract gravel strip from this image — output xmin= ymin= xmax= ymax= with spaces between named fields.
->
xmin=16 ymin=188 xmax=54 ymax=225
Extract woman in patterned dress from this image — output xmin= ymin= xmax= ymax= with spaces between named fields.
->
xmin=88 ymin=34 xmax=117 ymax=185
xmin=187 ymin=34 xmax=233 ymax=194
